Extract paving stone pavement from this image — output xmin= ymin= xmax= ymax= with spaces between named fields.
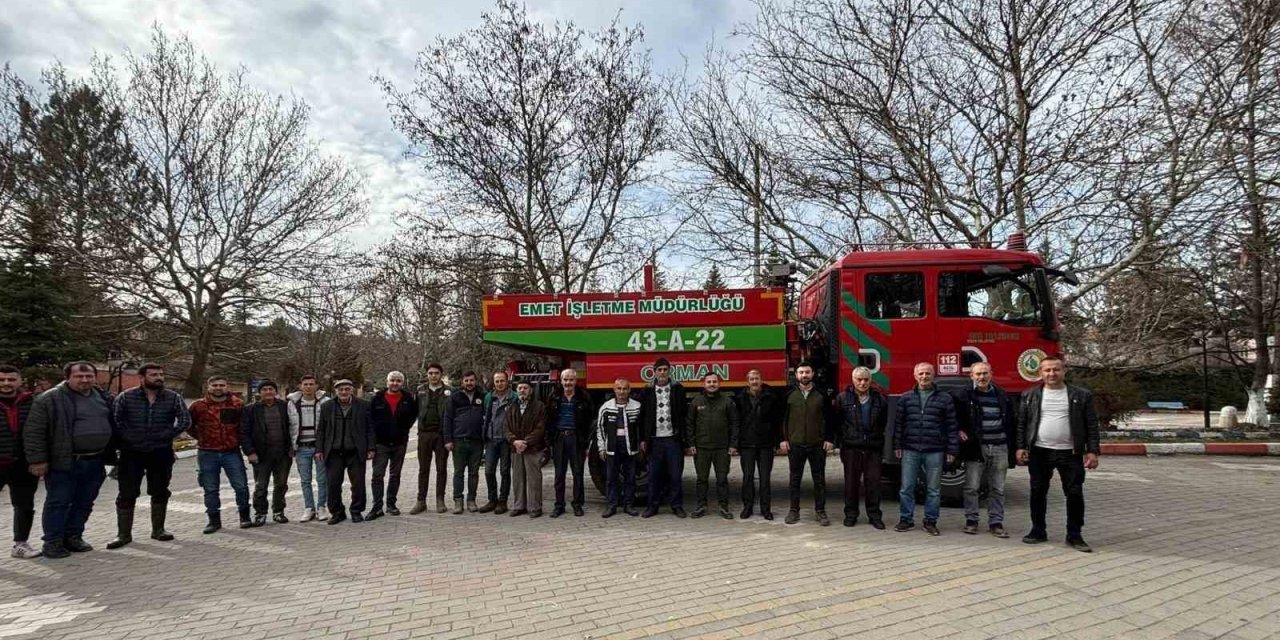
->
xmin=0 ymin=449 xmax=1276 ymax=639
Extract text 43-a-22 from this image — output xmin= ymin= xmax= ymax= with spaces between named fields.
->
xmin=626 ymin=329 xmax=725 ymax=352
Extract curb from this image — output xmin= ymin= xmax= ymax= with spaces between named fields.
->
xmin=1100 ymin=442 xmax=1280 ymax=456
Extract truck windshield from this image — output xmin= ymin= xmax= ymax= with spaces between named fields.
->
xmin=938 ymin=268 xmax=1043 ymax=326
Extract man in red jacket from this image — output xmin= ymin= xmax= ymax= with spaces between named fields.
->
xmin=0 ymin=365 xmax=39 ymax=558
xmin=187 ymin=376 xmax=251 ymax=533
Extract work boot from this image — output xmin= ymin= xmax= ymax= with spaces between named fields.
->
xmin=452 ymin=500 xmax=465 ymax=515
xmin=923 ymin=520 xmax=941 ymax=536
xmin=41 ymin=540 xmax=70 ymax=559
xmin=410 ymin=501 xmax=428 ymax=515
xmin=466 ymin=499 xmax=479 ymax=513
xmin=477 ymin=500 xmax=497 ymax=513
xmin=151 ymin=504 xmax=175 ymax=541
xmin=203 ymin=513 xmax=222 ymax=535
xmin=106 ymin=509 xmax=134 ymax=549
xmin=64 ymin=536 xmax=93 ymax=553
xmin=436 ymin=497 xmax=448 ymax=513
xmin=494 ymin=500 xmax=508 ymax=515
xmin=238 ymin=508 xmax=253 ymax=529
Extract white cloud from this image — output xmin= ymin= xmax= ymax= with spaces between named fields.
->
xmin=1 ymin=0 xmax=751 ymax=249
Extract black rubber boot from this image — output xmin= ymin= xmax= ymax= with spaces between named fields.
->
xmin=106 ymin=509 xmax=134 ymax=549
xmin=151 ymin=503 xmax=174 ymax=541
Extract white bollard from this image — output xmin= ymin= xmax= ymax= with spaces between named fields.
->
xmin=1218 ymin=406 xmax=1238 ymax=430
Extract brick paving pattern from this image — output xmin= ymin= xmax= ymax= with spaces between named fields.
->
xmin=0 ymin=450 xmax=1276 ymax=639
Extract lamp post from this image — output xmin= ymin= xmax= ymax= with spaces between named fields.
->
xmin=1195 ymin=331 xmax=1211 ymax=431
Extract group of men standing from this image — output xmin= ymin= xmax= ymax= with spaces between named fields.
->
xmin=0 ymin=351 xmax=1099 ymax=559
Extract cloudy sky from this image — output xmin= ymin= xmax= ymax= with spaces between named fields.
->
xmin=0 ymin=0 xmax=757 ymax=247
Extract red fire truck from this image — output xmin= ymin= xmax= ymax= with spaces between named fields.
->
xmin=481 ymin=243 xmax=1073 ymax=500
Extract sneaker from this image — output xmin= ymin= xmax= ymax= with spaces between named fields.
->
xmin=923 ymin=521 xmax=940 ymax=536
xmin=1066 ymin=536 xmax=1093 ymax=553
xmin=894 ymin=520 xmax=914 ymax=532
xmin=272 ymin=513 xmax=289 ymax=524
xmin=784 ymin=510 xmax=800 ymax=525
xmin=317 ymin=508 xmax=330 ymax=520
xmin=815 ymin=512 xmax=830 ymax=527
xmin=10 ymin=542 xmax=41 ymax=559
xmin=409 ymin=501 xmax=428 ymax=515
xmin=869 ymin=519 xmax=885 ymax=530
xmin=1022 ymin=531 xmax=1048 ymax=544
xmin=963 ymin=521 xmax=979 ymax=535
xmin=300 ymin=509 xmax=317 ymax=523
xmin=990 ymin=524 xmax=1009 ymax=538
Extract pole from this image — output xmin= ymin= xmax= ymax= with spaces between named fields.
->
xmin=752 ymin=142 xmax=762 ymax=286
xmin=1202 ymin=336 xmax=1211 ymax=431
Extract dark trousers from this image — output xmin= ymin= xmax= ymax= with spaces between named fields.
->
xmin=416 ymin=431 xmax=448 ymax=501
xmin=371 ymin=442 xmax=407 ymax=510
xmin=451 ymin=439 xmax=483 ymax=502
xmin=694 ymin=448 xmax=730 ymax=510
xmin=252 ymin=452 xmax=293 ymax=515
xmin=0 ymin=463 xmax=38 ymax=542
xmin=1029 ymin=446 xmax=1086 ymax=538
xmin=115 ymin=448 xmax=175 ymax=511
xmin=325 ymin=450 xmax=367 ymax=516
xmin=605 ymin=450 xmax=636 ymax=507
xmin=552 ymin=432 xmax=585 ymax=509
xmin=41 ymin=457 xmax=105 ymax=543
xmin=840 ymin=447 xmax=882 ymax=521
xmin=646 ymin=436 xmax=684 ymax=509
xmin=788 ymin=443 xmax=826 ymax=512
xmin=738 ymin=446 xmax=774 ymax=512
xmin=484 ymin=439 xmax=511 ymax=502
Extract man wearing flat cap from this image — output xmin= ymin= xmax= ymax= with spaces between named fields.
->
xmin=315 ymin=379 xmax=374 ymax=524
xmin=639 ymin=357 xmax=689 ymax=518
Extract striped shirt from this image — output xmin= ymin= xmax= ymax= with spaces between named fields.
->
xmin=975 ymin=388 xmax=1005 ymax=446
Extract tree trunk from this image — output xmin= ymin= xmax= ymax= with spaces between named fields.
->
xmin=182 ymin=322 xmax=219 ymax=398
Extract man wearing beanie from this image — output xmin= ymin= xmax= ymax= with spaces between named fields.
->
xmin=639 ymin=357 xmax=689 ymax=518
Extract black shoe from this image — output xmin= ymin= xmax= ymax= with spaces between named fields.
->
xmin=673 ymin=508 xmax=688 ymax=519
xmin=784 ymin=510 xmax=800 ymax=525
xmin=691 ymin=507 xmax=707 ymax=519
xmin=572 ymin=506 xmax=584 ymax=517
xmin=509 ymin=509 xmax=528 ymax=517
xmin=923 ymin=521 xmax=940 ymax=536
xmin=1022 ymin=531 xmax=1048 ymax=544
xmin=602 ymin=506 xmax=617 ymax=518
xmin=1067 ymin=536 xmax=1093 ymax=553
xmin=719 ymin=508 xmax=734 ymax=520
xmin=894 ymin=520 xmax=914 ymax=532
xmin=64 ymin=536 xmax=93 ymax=553
xmin=739 ymin=508 xmax=753 ymax=519
xmin=870 ymin=519 xmax=885 ymax=530
xmin=239 ymin=518 xmax=253 ymax=529
xmin=351 ymin=512 xmax=364 ymax=523
xmin=642 ymin=507 xmax=659 ymax=518
xmin=963 ymin=521 xmax=979 ymax=535
xmin=477 ymin=500 xmax=497 ymax=514
xmin=366 ymin=508 xmax=384 ymax=521
xmin=387 ymin=506 xmax=401 ymax=516
xmin=252 ymin=514 xmax=266 ymax=528
xmin=272 ymin=513 xmax=289 ymax=524
xmin=990 ymin=524 xmax=1009 ymax=538
xmin=203 ymin=515 xmax=222 ymax=535
xmin=843 ymin=516 xmax=857 ymax=527
xmin=623 ymin=506 xmax=639 ymax=517
xmin=762 ymin=511 xmax=775 ymax=521
xmin=816 ymin=511 xmax=830 ymax=527
xmin=550 ymin=507 xmax=565 ymax=518
xmin=327 ymin=512 xmax=347 ymax=525
xmin=42 ymin=541 xmax=70 ymax=559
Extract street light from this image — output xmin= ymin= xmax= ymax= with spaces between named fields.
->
xmin=1195 ymin=331 xmax=1211 ymax=431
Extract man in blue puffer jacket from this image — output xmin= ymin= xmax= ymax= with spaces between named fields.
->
xmin=893 ymin=362 xmax=958 ymax=536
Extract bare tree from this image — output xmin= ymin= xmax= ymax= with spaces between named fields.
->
xmin=379 ymin=0 xmax=669 ymax=294
xmin=99 ymin=29 xmax=366 ymax=396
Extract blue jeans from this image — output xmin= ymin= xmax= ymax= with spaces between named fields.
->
xmin=41 ymin=457 xmax=106 ymax=543
xmin=483 ymin=440 xmax=511 ymax=502
xmin=197 ymin=450 xmax=250 ymax=516
xmin=898 ymin=450 xmax=943 ymax=523
xmin=295 ymin=446 xmax=328 ymax=511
